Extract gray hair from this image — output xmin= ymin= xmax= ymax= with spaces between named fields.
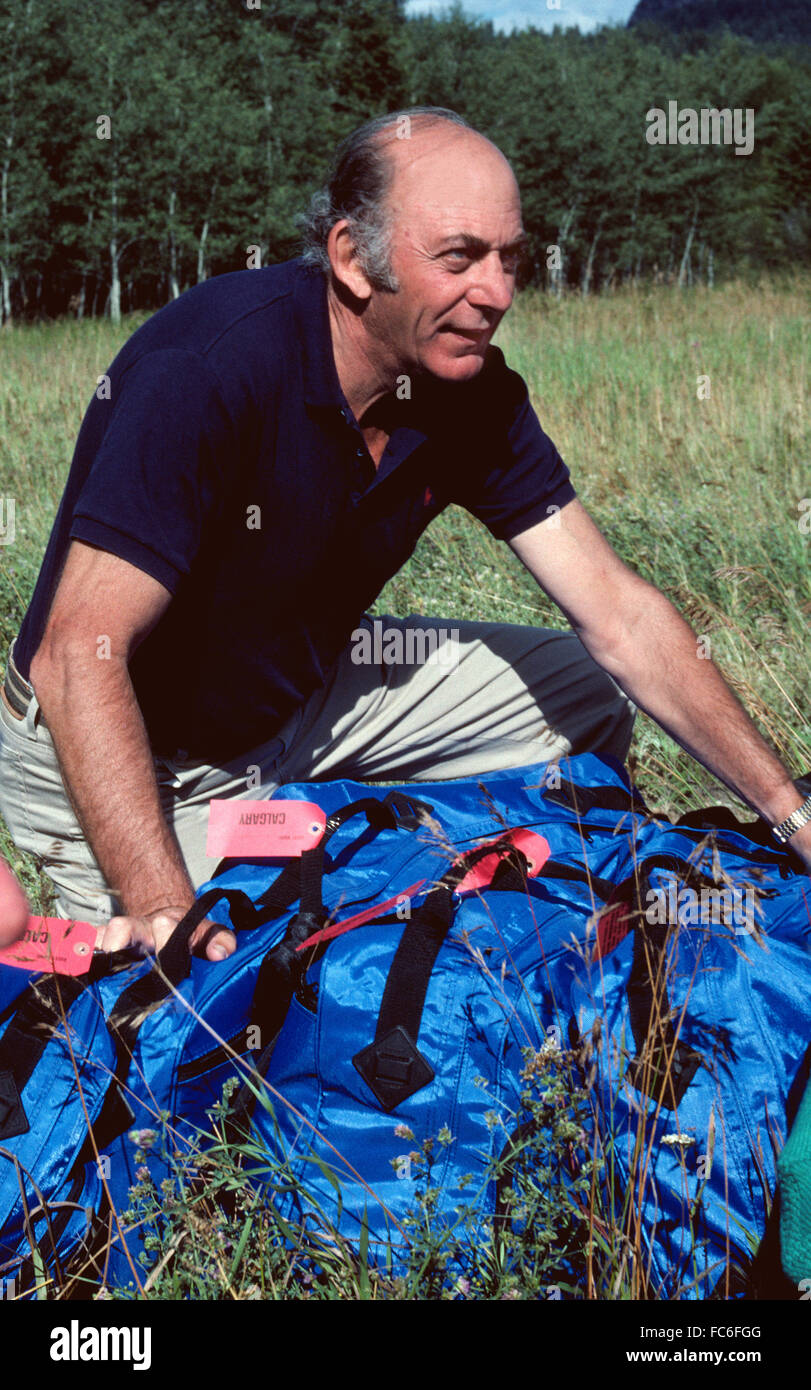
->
xmin=298 ymin=107 xmax=474 ymax=292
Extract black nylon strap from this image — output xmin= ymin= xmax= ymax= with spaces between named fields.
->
xmin=89 ymin=887 xmax=267 ymax=1158
xmin=255 ymin=857 xmax=306 ymax=910
xmin=373 ymin=886 xmax=454 ymax=1046
xmin=106 ymin=886 xmax=259 ymax=1054
xmin=374 ymin=842 xmax=532 ymax=1046
xmin=352 ymin=838 xmax=532 ymax=1112
xmin=298 ymin=839 xmax=326 ymax=918
xmin=225 ymin=843 xmax=332 ymax=1145
xmin=613 ymin=855 xmax=705 ymax=1109
xmin=0 ymin=966 xmax=105 ymax=1140
xmin=326 ymin=798 xmax=397 ymax=835
xmin=226 ymin=793 xmax=434 ymax=1142
xmin=245 ymin=794 xmax=420 ymax=907
xmin=529 ymin=859 xmax=617 ymax=903
xmin=544 ymin=778 xmax=649 ymax=817
xmin=223 ymin=849 xmax=337 ymax=1150
xmin=380 ymin=789 xmax=435 ymax=830
xmin=248 ymin=794 xmax=433 ymax=1049
xmin=247 ymin=840 xmax=327 ymax=1049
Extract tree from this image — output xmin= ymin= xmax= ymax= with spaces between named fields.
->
xmin=0 ymin=0 xmax=57 ymax=321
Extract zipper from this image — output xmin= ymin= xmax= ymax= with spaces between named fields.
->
xmin=176 ymin=1029 xmax=252 ymax=1083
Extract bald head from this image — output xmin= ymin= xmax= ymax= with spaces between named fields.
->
xmin=381 ymin=115 xmax=517 ymax=196
xmin=299 ymin=107 xmax=522 ymax=293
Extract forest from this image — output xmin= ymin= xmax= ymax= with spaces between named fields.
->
xmin=1 ymin=0 xmax=809 ymax=321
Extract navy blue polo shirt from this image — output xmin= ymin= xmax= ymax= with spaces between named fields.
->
xmin=16 ymin=259 xmax=576 ymax=760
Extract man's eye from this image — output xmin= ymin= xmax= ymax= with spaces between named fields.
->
xmin=445 ymin=249 xmax=471 ymax=263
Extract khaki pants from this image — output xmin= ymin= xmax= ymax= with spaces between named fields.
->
xmin=0 ymin=616 xmax=635 ymax=924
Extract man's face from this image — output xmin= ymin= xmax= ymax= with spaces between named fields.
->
xmin=365 ymin=129 xmax=525 ymax=385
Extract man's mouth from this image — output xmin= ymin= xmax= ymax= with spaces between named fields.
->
xmin=439 ymin=326 xmax=489 ymax=342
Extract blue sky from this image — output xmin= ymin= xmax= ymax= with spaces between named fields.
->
xmin=404 ymin=0 xmax=638 ymax=34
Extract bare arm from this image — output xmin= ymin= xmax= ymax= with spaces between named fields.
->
xmin=29 ymin=540 xmax=235 ymax=957
xmin=509 ymin=499 xmax=811 ymax=870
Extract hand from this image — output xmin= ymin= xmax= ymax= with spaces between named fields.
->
xmin=96 ymin=904 xmax=237 ymax=961
xmin=0 ymin=857 xmax=29 ymax=947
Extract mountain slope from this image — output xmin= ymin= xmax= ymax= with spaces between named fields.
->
xmin=628 ymin=0 xmax=811 ymax=45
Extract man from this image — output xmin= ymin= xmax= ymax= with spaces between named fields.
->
xmin=1 ymin=107 xmax=809 ymax=963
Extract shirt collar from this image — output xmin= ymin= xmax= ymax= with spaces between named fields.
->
xmin=290 ymin=258 xmax=433 ymax=464
xmin=291 ymin=259 xmax=348 ymax=412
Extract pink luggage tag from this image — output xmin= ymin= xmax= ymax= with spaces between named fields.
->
xmin=296 ymin=828 xmax=550 ymax=953
xmin=0 ymin=917 xmax=97 ymax=975
xmin=452 ymin=828 xmax=550 ymax=893
xmin=206 ymin=800 xmax=326 ymax=859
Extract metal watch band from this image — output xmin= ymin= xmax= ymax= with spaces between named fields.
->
xmin=772 ymin=793 xmax=811 ymax=845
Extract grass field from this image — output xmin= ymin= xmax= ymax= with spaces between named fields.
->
xmin=0 ymin=275 xmax=809 ymax=1297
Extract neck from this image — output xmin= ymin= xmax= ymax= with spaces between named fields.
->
xmin=327 ymin=281 xmax=400 ymax=424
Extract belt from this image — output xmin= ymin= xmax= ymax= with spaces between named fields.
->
xmin=3 ymin=642 xmax=34 ymax=719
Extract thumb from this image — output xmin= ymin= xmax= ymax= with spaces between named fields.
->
xmin=190 ymin=917 xmax=237 ymax=962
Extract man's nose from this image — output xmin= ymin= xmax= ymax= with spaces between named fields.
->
xmin=467 ymin=252 xmax=515 ymax=314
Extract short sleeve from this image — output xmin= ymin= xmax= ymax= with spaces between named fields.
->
xmin=70 ymin=349 xmax=234 ymax=593
xmin=451 ymin=348 xmax=577 ymax=541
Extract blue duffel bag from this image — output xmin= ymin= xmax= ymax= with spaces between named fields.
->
xmin=1 ymin=752 xmax=809 ymax=1298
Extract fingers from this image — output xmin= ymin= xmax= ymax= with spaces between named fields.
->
xmin=96 ymin=908 xmax=237 ymax=962
xmin=97 ymin=914 xmax=135 ymax=953
xmin=96 ymin=909 xmax=184 ymax=955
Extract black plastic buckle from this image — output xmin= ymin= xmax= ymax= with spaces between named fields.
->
xmin=626 ymin=1040 xmax=702 ymax=1110
xmin=353 ymin=1026 xmax=435 ymax=1112
xmin=0 ymin=1070 xmax=29 ymax=1140
xmin=380 ymin=791 xmax=435 ymax=832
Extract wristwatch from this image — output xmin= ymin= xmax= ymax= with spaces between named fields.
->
xmin=771 ymin=793 xmax=811 ymax=845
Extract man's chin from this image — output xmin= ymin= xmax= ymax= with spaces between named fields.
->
xmin=424 ymin=344 xmax=489 ymax=382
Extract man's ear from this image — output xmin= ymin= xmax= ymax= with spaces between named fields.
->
xmin=326 ymin=219 xmax=373 ymax=303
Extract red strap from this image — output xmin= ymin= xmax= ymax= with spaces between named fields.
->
xmin=296 ymin=827 xmax=551 ymax=953
xmin=594 ymin=899 xmax=633 ymax=959
xmin=296 ymin=881 xmax=427 ymax=951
